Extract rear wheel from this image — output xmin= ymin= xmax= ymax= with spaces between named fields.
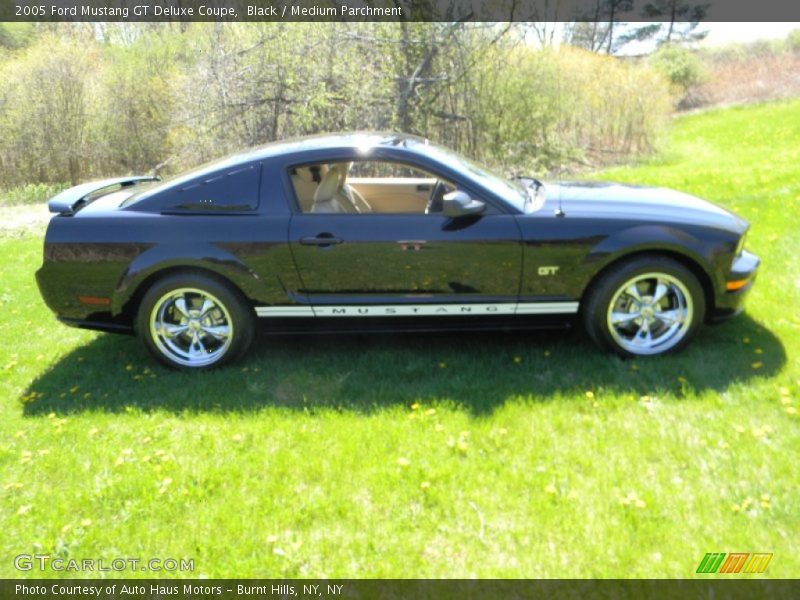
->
xmin=137 ymin=273 xmax=254 ymax=369
xmin=582 ymin=256 xmax=705 ymax=357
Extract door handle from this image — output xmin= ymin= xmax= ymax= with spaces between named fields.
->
xmin=299 ymin=233 xmax=343 ymax=247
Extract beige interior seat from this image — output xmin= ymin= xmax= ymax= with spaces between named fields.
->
xmin=310 ymin=165 xmax=361 ymax=214
xmin=310 ymin=166 xmax=345 ymax=213
xmin=291 ymin=165 xmax=327 ymax=212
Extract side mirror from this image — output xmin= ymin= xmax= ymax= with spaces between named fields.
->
xmin=442 ymin=190 xmax=485 ymax=218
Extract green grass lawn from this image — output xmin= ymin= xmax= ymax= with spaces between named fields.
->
xmin=1 ymin=100 xmax=799 ymax=578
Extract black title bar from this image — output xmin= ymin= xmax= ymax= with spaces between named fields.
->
xmin=2 ymin=0 xmax=800 ymax=22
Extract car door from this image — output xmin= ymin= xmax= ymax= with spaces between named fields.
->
xmin=286 ymin=158 xmax=523 ymax=315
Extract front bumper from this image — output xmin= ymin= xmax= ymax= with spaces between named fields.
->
xmin=709 ymin=249 xmax=760 ymax=323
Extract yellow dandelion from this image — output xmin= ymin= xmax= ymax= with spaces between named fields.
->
xmin=16 ymin=505 xmax=32 ymax=516
xmin=593 ymin=401 xmax=600 ymax=408
xmin=513 ymin=356 xmax=522 ymax=364
xmin=754 ymin=348 xmax=763 ymax=355
xmin=115 ymin=457 xmax=125 ymax=466
xmin=545 ymin=484 xmax=557 ymax=495
xmin=47 ymin=412 xmax=56 ymax=419
xmin=760 ymin=500 xmax=771 ymax=508
xmin=420 ymin=481 xmax=431 ymax=491
xmin=731 ymin=504 xmax=741 ymax=513
xmin=742 ymin=337 xmax=750 ymax=344
xmin=424 ymin=408 xmax=436 ymax=416
xmin=786 ymin=407 xmax=798 ymax=415
xmin=80 ymin=518 xmax=92 ymax=527
xmin=457 ymin=440 xmax=469 ymax=453
xmin=498 ymin=427 xmax=508 ymax=436
xmin=434 ymin=423 xmax=444 ymax=432
xmin=232 ymin=433 xmax=243 ymax=442
xmin=397 ymin=457 xmax=410 ymax=467
xmin=585 ymin=391 xmax=595 ymax=399
xmin=781 ymin=397 xmax=792 ymax=406
xmin=88 ymin=427 xmax=99 ymax=436
xmin=734 ymin=425 xmax=745 ymax=433
xmin=635 ymin=499 xmax=646 ymax=509
xmin=69 ymin=386 xmax=79 ymax=394
xmin=779 ymin=387 xmax=790 ymax=396
xmin=125 ymin=365 xmax=133 ymax=371
xmin=410 ymin=402 xmax=420 ymax=411
xmin=751 ymin=362 xmax=763 ymax=369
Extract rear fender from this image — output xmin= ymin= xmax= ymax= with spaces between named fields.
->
xmin=111 ymin=243 xmax=265 ymax=316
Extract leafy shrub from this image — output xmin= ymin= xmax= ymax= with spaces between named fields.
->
xmin=0 ymin=182 xmax=67 ymax=207
xmin=464 ymin=46 xmax=674 ymax=172
xmin=650 ymin=44 xmax=706 ymax=93
xmin=788 ymin=29 xmax=800 ymax=53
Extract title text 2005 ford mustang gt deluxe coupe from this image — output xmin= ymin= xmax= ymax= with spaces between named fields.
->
xmin=36 ymin=133 xmax=759 ymax=369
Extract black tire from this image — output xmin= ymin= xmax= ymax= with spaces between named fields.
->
xmin=136 ymin=272 xmax=255 ymax=370
xmin=582 ymin=255 xmax=706 ymax=357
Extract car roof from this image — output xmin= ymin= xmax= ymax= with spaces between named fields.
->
xmin=229 ymin=132 xmax=430 ymax=163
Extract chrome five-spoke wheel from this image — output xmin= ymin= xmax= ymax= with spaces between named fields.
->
xmin=606 ymin=273 xmax=693 ymax=355
xmin=138 ymin=273 xmax=254 ymax=369
xmin=150 ymin=288 xmax=233 ymax=368
xmin=582 ymin=256 xmax=705 ymax=357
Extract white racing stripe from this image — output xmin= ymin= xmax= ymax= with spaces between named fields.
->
xmin=255 ymin=302 xmax=578 ymax=318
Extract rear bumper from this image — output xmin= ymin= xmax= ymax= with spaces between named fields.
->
xmin=57 ymin=316 xmax=134 ymax=335
xmin=709 ymin=249 xmax=759 ymax=323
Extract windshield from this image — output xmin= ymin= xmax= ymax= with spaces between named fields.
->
xmin=418 ymin=142 xmax=528 ymax=212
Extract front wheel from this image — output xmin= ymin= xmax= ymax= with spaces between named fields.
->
xmin=137 ymin=273 xmax=254 ymax=369
xmin=582 ymin=256 xmax=705 ymax=357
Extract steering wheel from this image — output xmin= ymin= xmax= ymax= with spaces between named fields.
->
xmin=425 ymin=180 xmax=447 ymax=214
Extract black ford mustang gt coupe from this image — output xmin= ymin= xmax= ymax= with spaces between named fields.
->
xmin=36 ymin=133 xmax=759 ymax=369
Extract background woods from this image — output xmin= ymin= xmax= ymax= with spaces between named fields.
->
xmin=0 ymin=22 xmax=674 ymax=188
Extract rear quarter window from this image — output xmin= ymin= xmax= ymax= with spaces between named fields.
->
xmin=130 ymin=163 xmax=262 ymax=212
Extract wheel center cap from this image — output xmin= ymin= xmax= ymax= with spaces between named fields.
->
xmin=188 ymin=320 xmax=201 ymax=332
xmin=641 ymin=306 xmax=655 ymax=318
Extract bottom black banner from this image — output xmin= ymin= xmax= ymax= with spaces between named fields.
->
xmin=2 ymin=579 xmax=799 ymax=600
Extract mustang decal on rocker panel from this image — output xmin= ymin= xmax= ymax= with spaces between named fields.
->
xmin=35 ymin=133 xmax=759 ymax=369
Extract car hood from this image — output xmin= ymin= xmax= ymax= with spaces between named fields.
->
xmin=541 ymin=181 xmax=748 ymax=233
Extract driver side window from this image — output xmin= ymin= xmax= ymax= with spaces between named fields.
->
xmin=289 ymin=160 xmax=455 ymax=215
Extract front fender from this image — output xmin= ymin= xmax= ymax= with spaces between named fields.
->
xmin=581 ymin=224 xmax=727 ymax=298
